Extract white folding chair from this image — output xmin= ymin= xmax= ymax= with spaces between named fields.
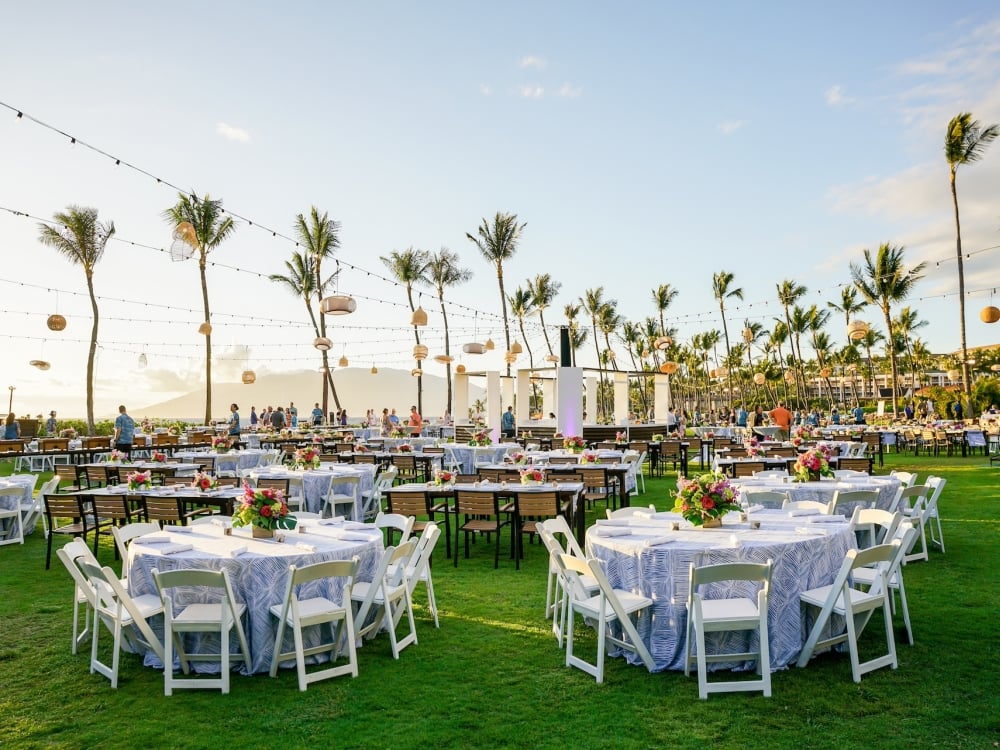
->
xmin=743 ymin=490 xmax=789 ymax=509
xmin=389 ymin=522 xmax=442 ymax=628
xmin=351 ymin=540 xmax=418 ymax=659
xmin=360 ymin=466 xmax=397 ymax=522
xmin=782 ymin=499 xmax=830 ymax=514
xmin=538 ymin=518 xmax=598 ymax=647
xmin=850 ymin=524 xmax=919 ymax=645
xmin=374 ymin=511 xmax=414 ymax=546
xmin=685 ymin=559 xmax=773 ymax=699
xmin=890 ymin=470 xmax=917 ymax=489
xmin=922 ymin=475 xmax=947 ymax=553
xmin=631 ymin=451 xmax=647 ymax=494
xmin=558 ymin=553 xmax=655 ymax=683
xmin=77 ymin=560 xmax=165 ymax=688
xmin=112 ymin=522 xmax=162 ymax=563
xmin=269 ymin=557 xmax=359 ymax=691
xmin=323 ymin=475 xmax=361 ymax=521
xmin=827 ymin=489 xmax=879 ymax=517
xmin=849 ymin=507 xmax=902 ymax=550
xmin=0 ymin=486 xmax=25 ymax=546
xmin=55 ymin=539 xmax=101 ymax=655
xmin=796 ymin=542 xmax=899 ymax=682
xmin=605 ymin=504 xmax=655 ymax=520
xmin=152 ymin=568 xmax=252 ymax=695
xmin=22 ymin=476 xmax=52 ymax=538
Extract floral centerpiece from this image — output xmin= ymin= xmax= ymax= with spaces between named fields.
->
xmin=126 ymin=470 xmax=152 ymax=491
xmin=312 ymin=434 xmax=324 ymax=444
xmin=519 ymin=467 xmax=545 ymax=485
xmin=390 ymin=429 xmax=407 ymax=438
xmin=397 ymin=443 xmax=413 ymax=453
xmin=433 ymin=469 xmax=454 ymax=486
xmin=792 ymin=447 xmax=834 ymax=482
xmin=615 ymin=431 xmax=626 ymax=443
xmin=232 ymin=481 xmax=296 ymax=538
xmin=151 ymin=451 xmax=167 ymax=463
xmin=507 ymin=451 xmax=528 ymax=465
xmin=790 ymin=435 xmax=804 ymax=448
xmin=469 ymin=430 xmax=492 ymax=447
xmin=563 ymin=435 xmax=585 ymax=452
xmin=812 ymin=428 xmax=826 ymax=439
xmin=108 ymin=449 xmax=129 ymax=463
xmin=294 ymin=447 xmax=322 ymax=469
xmin=793 ymin=426 xmax=810 ymax=441
xmin=342 ymin=433 xmax=355 ymax=443
xmin=580 ymin=451 xmax=599 ymax=464
xmin=212 ymin=436 xmax=230 ymax=453
xmin=671 ymin=472 xmax=740 ymax=528
xmin=745 ymin=438 xmax=762 ymax=458
xmin=191 ymin=471 xmax=218 ymax=492
xmin=355 ymin=444 xmax=369 ymax=453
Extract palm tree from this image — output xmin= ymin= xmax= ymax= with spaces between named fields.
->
xmin=652 ymin=284 xmax=679 ymax=336
xmin=893 ymin=306 xmax=928 ymax=400
xmin=581 ymin=288 xmax=608 ymax=417
xmin=466 ymin=212 xmax=526 ymax=375
xmin=508 ymin=286 xmax=537 ymax=370
xmin=37 ymin=206 xmax=115 ymax=435
xmin=827 ymin=286 xmax=867 ymax=346
xmin=424 ymin=249 xmax=472 ymax=418
xmin=776 ymin=279 xmax=807 ymax=405
xmin=564 ymin=302 xmax=584 ymax=366
xmin=162 ymin=194 xmax=235 ymax=425
xmin=850 ymin=243 xmax=927 ymax=418
xmin=527 ymin=273 xmax=561 ymax=360
xmin=858 ymin=327 xmax=885 ymax=402
xmin=381 ymin=248 xmax=431 ymax=412
xmin=712 ymin=271 xmax=743 ymax=405
xmin=291 ymin=207 xmax=344 ymax=416
xmin=945 ymin=113 xmax=999 ymax=398
xmin=597 ymin=301 xmax=621 ymax=372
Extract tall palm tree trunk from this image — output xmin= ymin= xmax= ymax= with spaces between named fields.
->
xmin=950 ymin=172 xmax=971 ymax=400
xmin=882 ymin=309 xmax=900 ymax=418
xmin=199 ymin=259 xmax=212 ymax=425
xmin=85 ymin=272 xmax=99 ymax=435
xmin=439 ymin=293 xmax=452 ymax=417
xmin=497 ymin=268 xmax=512 ymax=377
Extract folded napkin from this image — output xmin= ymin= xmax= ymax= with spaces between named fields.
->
xmin=596 ymin=518 xmax=634 ymax=527
xmin=329 ymin=529 xmax=377 ymax=542
xmin=787 ymin=508 xmax=820 ymax=517
xmin=228 ymin=545 xmax=247 ymax=558
xmin=319 ymin=517 xmax=345 ymax=526
xmin=807 ymin=515 xmax=847 ymax=523
xmin=134 ymin=534 xmax=171 ymax=544
xmin=744 ymin=504 xmax=765 ymax=513
xmin=343 ymin=521 xmax=369 ymax=529
xmin=592 ymin=526 xmax=631 ymax=537
xmin=795 ymin=527 xmax=827 ymax=536
xmin=295 ymin=542 xmax=317 ymax=552
xmin=643 ymin=536 xmax=673 ymax=547
xmin=107 ymin=485 xmax=129 ymax=494
xmin=158 ymin=543 xmax=194 ymax=555
xmin=170 ymin=526 xmax=195 ymax=533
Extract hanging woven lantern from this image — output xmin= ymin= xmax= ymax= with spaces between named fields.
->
xmin=504 ymin=351 xmax=517 ymax=364
xmin=753 ymin=372 xmax=766 ymax=385
xmin=370 ymin=364 xmax=378 ymax=374
xmin=413 ymin=344 xmax=429 ymax=361
xmin=47 ymin=314 xmax=67 ymax=331
xmin=338 ymin=355 xmax=349 ymax=368
xmin=463 ymin=342 xmax=485 ymax=355
xmin=456 ymin=363 xmax=467 ymax=374
xmin=433 ymin=354 xmax=454 ymax=364
xmin=484 ymin=337 xmax=495 ymax=351
xmin=241 ymin=370 xmax=256 ymax=384
xmin=654 ymin=336 xmax=672 ymax=351
xmin=30 ymin=359 xmax=51 ymax=371
xmin=319 ymin=295 xmax=357 ymax=315
xmin=544 ymin=353 xmax=559 ymax=363
xmin=510 ymin=340 xmax=523 ymax=355
xmin=659 ymin=361 xmax=678 ymax=375
xmin=313 ymin=336 xmax=333 ymax=351
xmin=198 ymin=321 xmax=212 ymax=336
xmin=980 ymin=306 xmax=1000 ymax=324
xmin=410 ymin=306 xmax=428 ymax=326
xmin=847 ymin=320 xmax=869 ymax=341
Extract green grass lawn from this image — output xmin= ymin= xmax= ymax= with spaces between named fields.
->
xmin=1 ymin=453 xmax=998 ymax=749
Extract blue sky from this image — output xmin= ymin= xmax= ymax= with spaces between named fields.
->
xmin=1 ymin=1 xmax=999 ymax=418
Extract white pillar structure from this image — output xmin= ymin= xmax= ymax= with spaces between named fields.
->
xmin=557 ymin=367 xmax=583 ymax=438
xmin=542 ymin=377 xmax=555 ymax=419
xmin=653 ymin=374 xmax=668 ymax=421
xmin=501 ymin=376 xmax=515 ymax=418
xmin=486 ymin=370 xmax=501 ymax=444
xmin=585 ymin=376 xmax=597 ymax=423
xmin=613 ymin=372 xmax=629 ymax=425
xmin=515 ymin=371 xmax=531 ymax=426
xmin=454 ymin=372 xmax=470 ymax=423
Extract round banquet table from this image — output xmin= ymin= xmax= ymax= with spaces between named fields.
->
xmin=586 ymin=510 xmax=855 ymax=672
xmin=445 ymin=445 xmax=516 ymax=474
xmin=248 ymin=465 xmax=376 ymax=517
xmin=731 ymin=475 xmax=901 ymax=515
xmin=127 ymin=521 xmax=384 ymax=674
xmin=0 ymin=475 xmax=38 ymax=535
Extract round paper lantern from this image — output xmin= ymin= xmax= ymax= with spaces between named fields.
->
xmin=990 ymin=364 xmax=1000 ymax=373
xmin=198 ymin=321 xmax=212 ymax=336
xmin=463 ymin=342 xmax=485 ymax=355
xmin=320 ymin=295 xmax=357 ymax=315
xmin=370 ymin=365 xmax=378 ymax=374
xmin=654 ymin=336 xmax=672 ymax=351
xmin=980 ymin=306 xmax=1000 ymax=324
xmin=456 ymin=364 xmax=467 ymax=374
xmin=847 ymin=320 xmax=869 ymax=341
xmin=313 ymin=336 xmax=333 ymax=351
xmin=484 ymin=337 xmax=495 ymax=351
xmin=410 ymin=306 xmax=428 ymax=326
xmin=411 ymin=368 xmax=422 ymax=377
xmin=30 ymin=359 xmax=51 ymax=371
xmin=753 ymin=372 xmax=766 ymax=385
xmin=241 ymin=370 xmax=256 ymax=384
xmin=659 ymin=361 xmax=678 ymax=375
xmin=544 ymin=354 xmax=559 ymax=363
xmin=47 ymin=314 xmax=67 ymax=331
xmin=433 ymin=354 xmax=453 ymax=364
xmin=413 ymin=344 xmax=428 ymax=361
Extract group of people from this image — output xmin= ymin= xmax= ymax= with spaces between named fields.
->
xmin=378 ymin=406 xmax=424 ymax=437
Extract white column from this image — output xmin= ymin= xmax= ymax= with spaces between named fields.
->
xmin=613 ymin=372 xmax=629 ymax=425
xmin=585 ymin=377 xmax=597 ymax=423
xmin=653 ymin=374 xmax=668 ymax=422
xmin=542 ymin=378 xmax=555 ymax=419
xmin=501 ymin=375 xmax=515 ymax=417
xmin=454 ymin=373 xmax=469 ymax=423
xmin=486 ymin=370 xmax=501 ymax=444
xmin=557 ymin=367 xmax=583 ymax=437
xmin=514 ymin=372 xmax=530 ymax=425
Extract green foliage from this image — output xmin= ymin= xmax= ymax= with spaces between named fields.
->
xmin=971 ymin=376 xmax=1000 ymax=413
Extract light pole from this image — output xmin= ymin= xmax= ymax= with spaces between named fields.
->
xmin=7 ymin=385 xmax=14 ymax=414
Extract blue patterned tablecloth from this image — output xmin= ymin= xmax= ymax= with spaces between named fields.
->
xmin=0 ymin=475 xmax=38 ymax=536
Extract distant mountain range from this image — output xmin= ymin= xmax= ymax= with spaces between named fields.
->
xmin=135 ymin=367 xmax=486 ymax=422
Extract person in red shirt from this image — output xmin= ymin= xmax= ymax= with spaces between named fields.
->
xmin=768 ymin=401 xmax=793 ymax=440
xmin=408 ymin=405 xmax=423 ymax=437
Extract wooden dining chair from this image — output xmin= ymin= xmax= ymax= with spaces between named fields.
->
xmin=454 ymin=490 xmax=510 ymax=569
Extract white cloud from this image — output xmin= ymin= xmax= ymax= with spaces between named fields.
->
xmin=825 ymin=84 xmax=854 ymax=106
xmin=479 ymin=83 xmax=492 ymax=96
xmin=717 ymin=120 xmax=748 ymax=135
xmin=519 ymin=55 xmax=547 ymax=70
xmin=557 ymin=83 xmax=582 ymax=98
xmin=519 ymin=85 xmax=545 ymax=99
xmin=215 ymin=122 xmax=251 ymax=143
